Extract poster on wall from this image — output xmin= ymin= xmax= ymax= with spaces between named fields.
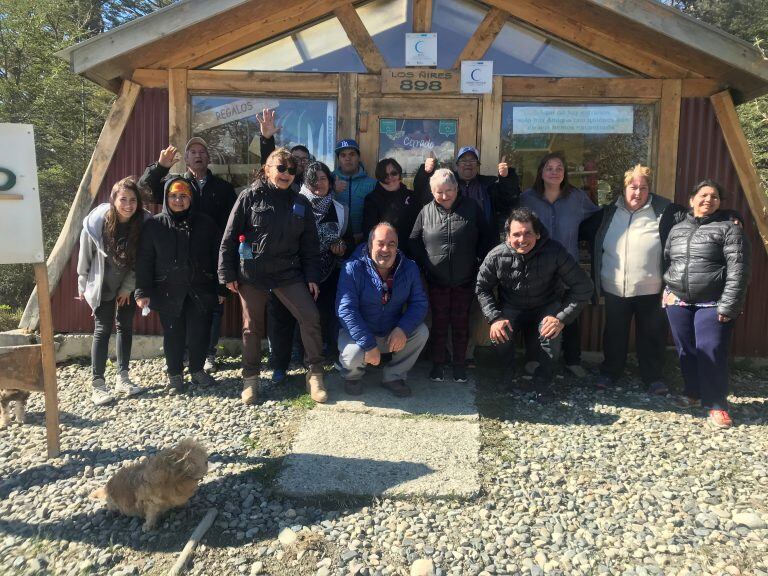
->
xmin=460 ymin=61 xmax=493 ymax=94
xmin=513 ymin=106 xmax=634 ymax=134
xmin=0 ymin=124 xmax=44 ymax=264
xmin=405 ymin=33 xmax=437 ymax=67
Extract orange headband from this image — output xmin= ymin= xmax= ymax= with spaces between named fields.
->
xmin=168 ymin=180 xmax=192 ymax=197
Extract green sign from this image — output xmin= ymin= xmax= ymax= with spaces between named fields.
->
xmin=0 ymin=168 xmax=16 ymax=192
xmin=380 ymin=119 xmax=397 ymax=135
xmin=438 ymin=120 xmax=456 ymax=136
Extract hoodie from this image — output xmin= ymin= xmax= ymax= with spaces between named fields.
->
xmin=332 ymin=165 xmax=377 ymax=237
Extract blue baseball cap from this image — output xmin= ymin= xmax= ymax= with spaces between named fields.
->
xmin=456 ymin=146 xmax=480 ymax=162
xmin=335 ymin=139 xmax=360 ymax=154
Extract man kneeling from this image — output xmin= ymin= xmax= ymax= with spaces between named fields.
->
xmin=476 ymin=208 xmax=593 ymax=395
xmin=336 ymin=223 xmax=429 ymax=397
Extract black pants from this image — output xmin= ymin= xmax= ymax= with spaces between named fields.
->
xmin=92 ymin=296 xmax=136 ymax=381
xmin=159 ymin=295 xmax=212 ymax=376
xmin=523 ymin=313 xmax=580 ymax=365
xmin=267 ymin=270 xmax=340 ymax=370
xmin=207 ymin=299 xmax=225 ymax=357
xmin=601 ymin=292 xmax=666 ymax=383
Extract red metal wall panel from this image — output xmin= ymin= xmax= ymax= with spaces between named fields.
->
xmin=676 ymin=98 xmax=768 ymax=357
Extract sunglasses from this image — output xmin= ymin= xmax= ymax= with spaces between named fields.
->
xmin=385 ymin=171 xmax=400 ymax=178
xmin=271 ymin=164 xmax=297 ymax=175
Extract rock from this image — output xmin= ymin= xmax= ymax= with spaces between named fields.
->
xmin=250 ymin=561 xmax=264 ymax=575
xmin=278 ymin=527 xmax=298 ymax=547
xmin=732 ymin=512 xmax=766 ymax=530
xmin=410 ymin=558 xmax=435 ymax=576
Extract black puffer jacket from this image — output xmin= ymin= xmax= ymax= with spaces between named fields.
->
xmin=135 ymin=177 xmax=223 ymax=317
xmin=409 ymin=196 xmax=493 ymax=287
xmin=362 ymin=183 xmax=429 ymax=256
xmin=663 ymin=211 xmax=751 ymax=318
xmin=476 ymin=229 xmax=593 ymax=325
xmin=219 ymin=179 xmax=320 ymax=289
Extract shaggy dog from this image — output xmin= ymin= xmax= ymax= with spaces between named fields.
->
xmin=90 ymin=438 xmax=208 ymax=530
xmin=0 ymin=389 xmax=30 ymax=429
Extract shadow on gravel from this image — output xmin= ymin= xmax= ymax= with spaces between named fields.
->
xmin=19 ymin=410 xmax=104 ymax=429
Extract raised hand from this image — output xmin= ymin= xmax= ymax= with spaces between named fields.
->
xmin=498 ymin=155 xmax=508 ymax=178
xmin=158 ymin=145 xmax=178 ymax=168
xmin=424 ymin=150 xmax=437 ymax=174
xmin=256 ymin=108 xmax=281 ymax=139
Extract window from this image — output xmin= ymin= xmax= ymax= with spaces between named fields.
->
xmin=191 ymin=96 xmax=337 ymax=190
xmin=357 ymin=0 xmax=412 ymax=68
xmin=431 ymin=0 xmax=487 ymax=69
xmin=500 ymin=103 xmax=655 ymax=204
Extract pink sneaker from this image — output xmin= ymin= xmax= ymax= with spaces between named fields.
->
xmin=708 ymin=409 xmax=733 ymax=429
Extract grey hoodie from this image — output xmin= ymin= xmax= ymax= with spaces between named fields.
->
xmin=77 ymin=203 xmax=149 ymax=313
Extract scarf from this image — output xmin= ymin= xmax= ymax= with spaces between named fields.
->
xmin=300 ymin=184 xmax=340 ymax=282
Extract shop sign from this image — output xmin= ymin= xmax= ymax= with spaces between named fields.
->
xmin=0 ymin=124 xmax=44 ymax=264
xmin=381 ymin=69 xmax=459 ymax=94
xmin=405 ymin=33 xmax=437 ymax=67
xmin=460 ymin=61 xmax=493 ymax=94
xmin=193 ymin=98 xmax=278 ymax=131
xmin=513 ymin=106 xmax=634 ymax=134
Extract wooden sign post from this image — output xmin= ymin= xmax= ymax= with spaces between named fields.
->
xmin=0 ymin=124 xmax=60 ymax=457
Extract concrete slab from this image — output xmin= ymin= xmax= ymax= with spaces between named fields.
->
xmin=317 ymin=364 xmax=478 ymax=421
xmin=277 ymin=411 xmax=480 ymax=498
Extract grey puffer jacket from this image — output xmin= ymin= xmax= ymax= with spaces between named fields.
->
xmin=476 ymin=229 xmax=594 ymax=325
xmin=663 ymin=211 xmax=751 ymax=318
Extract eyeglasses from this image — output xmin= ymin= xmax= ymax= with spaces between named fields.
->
xmin=292 ymin=155 xmax=310 ymax=164
xmin=270 ymin=164 xmax=297 ymax=175
xmin=457 ymin=160 xmax=479 ymax=166
xmin=385 ymin=171 xmax=400 ymax=178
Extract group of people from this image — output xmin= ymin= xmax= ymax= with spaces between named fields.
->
xmin=76 ymin=108 xmax=752 ymax=429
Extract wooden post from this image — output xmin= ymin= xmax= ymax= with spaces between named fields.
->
xmin=34 ymin=263 xmax=60 ymax=458
xmin=169 ymin=69 xmax=190 ymax=173
xmin=334 ymin=4 xmax=387 ymax=74
xmin=479 ymin=77 xmax=503 ymax=176
xmin=710 ymin=90 xmax=768 ymax=254
xmin=19 ymin=80 xmax=142 ymax=331
xmin=338 ymin=73 xmax=359 ymax=141
xmin=656 ymin=79 xmax=682 ymax=200
xmin=453 ymin=8 xmax=506 ymax=69
xmin=413 ymin=0 xmax=433 ymax=33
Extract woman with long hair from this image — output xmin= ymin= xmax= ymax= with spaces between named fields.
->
xmin=77 ymin=177 xmax=149 ymax=405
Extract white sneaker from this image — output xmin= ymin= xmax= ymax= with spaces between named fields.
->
xmin=91 ymin=379 xmax=115 ymax=406
xmin=204 ymin=355 xmax=217 ymax=374
xmin=566 ymin=364 xmax=587 ymax=378
xmin=114 ymin=371 xmax=143 ymax=396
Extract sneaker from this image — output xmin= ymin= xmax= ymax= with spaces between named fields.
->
xmin=708 ymin=409 xmax=733 ymax=428
xmin=344 ymin=380 xmax=363 ymax=395
xmin=465 ymin=357 xmax=477 ymax=369
xmin=168 ymin=374 xmax=186 ymax=395
xmin=114 ymin=371 xmax=143 ymax=397
xmin=595 ymin=374 xmax=614 ymax=391
xmin=241 ymin=376 xmax=259 ymax=405
xmin=565 ymin=364 xmax=587 ymax=378
xmin=191 ymin=370 xmax=216 ymax=388
xmin=91 ymin=379 xmax=115 ymax=406
xmin=524 ymin=361 xmax=540 ymax=376
xmin=204 ymin=355 xmax=217 ymax=374
xmin=305 ymin=372 xmax=328 ymax=403
xmin=381 ymin=379 xmax=412 ymax=397
xmin=272 ymin=368 xmax=287 ymax=385
xmin=648 ymin=381 xmax=669 ymax=396
xmin=453 ymin=364 xmax=468 ymax=383
xmin=429 ymin=364 xmax=445 ymax=382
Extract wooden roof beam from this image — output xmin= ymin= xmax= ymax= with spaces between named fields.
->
xmin=453 ymin=7 xmax=507 ymax=69
xmin=334 ymin=3 xmax=387 ymax=74
xmin=413 ymin=0 xmax=433 ymax=33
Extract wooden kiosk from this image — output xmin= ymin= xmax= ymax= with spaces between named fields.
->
xmin=21 ymin=0 xmax=768 ymax=357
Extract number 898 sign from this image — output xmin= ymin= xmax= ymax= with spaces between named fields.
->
xmin=382 ymin=69 xmax=460 ymax=95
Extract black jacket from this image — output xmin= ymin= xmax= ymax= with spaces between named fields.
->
xmin=476 ymin=230 xmax=593 ymax=325
xmin=219 ymin=179 xmax=320 ymax=289
xmin=663 ymin=211 xmax=751 ymax=318
xmin=139 ymin=163 xmax=237 ymax=232
xmin=135 ymin=177 xmax=223 ymax=317
xmin=409 ymin=195 xmax=493 ymax=287
xmin=362 ymin=183 xmax=429 ymax=256
xmin=413 ymin=164 xmax=521 ymax=239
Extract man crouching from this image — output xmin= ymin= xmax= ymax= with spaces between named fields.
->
xmin=336 ymin=223 xmax=429 ymax=397
xmin=476 ymin=208 xmax=593 ymax=397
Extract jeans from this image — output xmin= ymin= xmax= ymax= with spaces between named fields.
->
xmin=91 ymin=296 xmax=136 ymax=382
xmin=159 ymin=294 xmax=213 ymax=376
xmin=666 ymin=304 xmax=734 ymax=409
xmin=338 ymin=323 xmax=429 ymax=382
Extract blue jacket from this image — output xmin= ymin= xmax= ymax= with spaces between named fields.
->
xmin=336 ymin=246 xmax=428 ymax=350
xmin=332 ymin=166 xmax=377 ymax=236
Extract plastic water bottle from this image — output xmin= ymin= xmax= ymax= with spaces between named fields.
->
xmin=238 ymin=235 xmax=253 ymax=260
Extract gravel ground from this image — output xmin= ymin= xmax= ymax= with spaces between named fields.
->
xmin=0 ymin=352 xmax=766 ymax=576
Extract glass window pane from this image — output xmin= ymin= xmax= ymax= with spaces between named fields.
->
xmin=211 ymin=17 xmax=365 ymax=72
xmin=191 ymin=96 xmax=337 ymax=190
xmin=500 ymin=103 xmax=655 ymax=205
xmin=357 ymin=0 xmax=411 ymax=68
xmin=432 ymin=0 xmax=487 ymax=69
xmin=378 ymin=118 xmax=458 ymax=186
xmin=486 ymin=20 xmax=632 ymax=77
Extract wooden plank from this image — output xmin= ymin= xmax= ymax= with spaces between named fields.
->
xmin=381 ymin=69 xmax=459 ymax=94
xmin=132 ymin=68 xmax=167 ymax=88
xmin=19 ymin=80 xmax=142 ymax=332
xmin=338 ymin=73 xmax=358 ymax=141
xmin=710 ymin=90 xmax=768 ymax=254
xmin=502 ymin=77 xmax=662 ymax=99
xmin=479 ymin=77 xmax=503 ymax=176
xmin=34 ymin=263 xmax=60 ymax=458
xmin=681 ymin=79 xmax=724 ymax=98
xmin=656 ymin=79 xmax=682 ymax=200
xmin=453 ymin=7 xmax=507 ymax=69
xmin=0 ymin=346 xmax=43 ymax=392
xmin=412 ymin=0 xmax=433 ymax=33
xmin=188 ymin=70 xmax=338 ymax=94
xmin=485 ymin=0 xmax=691 ymax=78
xmin=334 ymin=3 xmax=387 ymax=74
xmin=169 ymin=69 xmax=189 ymax=173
